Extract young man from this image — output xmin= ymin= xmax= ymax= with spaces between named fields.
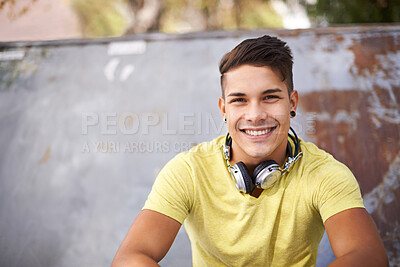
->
xmin=112 ymin=35 xmax=388 ymax=266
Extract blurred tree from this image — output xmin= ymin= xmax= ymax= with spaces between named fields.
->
xmin=71 ymin=0 xmax=131 ymax=38
xmin=0 ymin=0 xmax=38 ymax=20
xmin=2 ymin=0 xmax=399 ymax=39
xmin=302 ymin=0 xmax=400 ymax=24
xmin=159 ymin=0 xmax=283 ymax=33
xmin=125 ymin=0 xmax=164 ymax=33
xmin=239 ymin=0 xmax=283 ymax=29
xmin=71 ymin=0 xmax=165 ymax=37
xmin=0 ymin=0 xmax=284 ymax=37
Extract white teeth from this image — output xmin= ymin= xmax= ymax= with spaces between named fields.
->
xmin=245 ymin=127 xmax=275 ymax=136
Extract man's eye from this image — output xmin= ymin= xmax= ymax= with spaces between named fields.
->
xmin=231 ymin=98 xmax=245 ymax=103
xmin=265 ymin=95 xmax=279 ymax=100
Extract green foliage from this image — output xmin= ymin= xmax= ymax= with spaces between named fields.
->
xmin=3 ymin=0 xmax=400 ymax=39
xmin=71 ymin=0 xmax=130 ymax=38
xmin=305 ymin=0 xmax=400 ymax=24
xmin=159 ymin=0 xmax=283 ymax=33
xmin=240 ymin=0 xmax=283 ymax=29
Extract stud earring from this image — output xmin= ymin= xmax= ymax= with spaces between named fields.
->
xmin=224 ymin=117 xmax=227 ymax=123
xmin=290 ymin=110 xmax=296 ymax=117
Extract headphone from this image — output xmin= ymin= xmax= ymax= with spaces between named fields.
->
xmin=223 ymin=127 xmax=303 ymax=194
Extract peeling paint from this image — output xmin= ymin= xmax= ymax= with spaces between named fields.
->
xmin=38 ymin=147 xmax=51 ymax=165
xmin=107 ymin=40 xmax=146 ymax=56
xmin=300 ymin=30 xmax=400 ymax=265
xmin=104 ymin=58 xmax=120 ymax=81
xmin=348 ymin=35 xmax=400 ymax=74
xmin=0 ymin=50 xmax=25 ymax=61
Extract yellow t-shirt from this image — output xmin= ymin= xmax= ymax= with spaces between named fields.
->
xmin=143 ymin=136 xmax=364 ymax=266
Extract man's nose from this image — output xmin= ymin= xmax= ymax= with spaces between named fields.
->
xmin=245 ymin=102 xmax=267 ymax=123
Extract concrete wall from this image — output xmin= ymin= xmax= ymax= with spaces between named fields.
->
xmin=1 ymin=26 xmax=399 ymax=266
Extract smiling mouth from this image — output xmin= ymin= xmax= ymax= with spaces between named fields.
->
xmin=241 ymin=126 xmax=277 ymax=136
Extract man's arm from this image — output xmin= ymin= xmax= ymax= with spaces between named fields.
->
xmin=325 ymin=207 xmax=388 ymax=267
xmin=112 ymin=209 xmax=181 ymax=267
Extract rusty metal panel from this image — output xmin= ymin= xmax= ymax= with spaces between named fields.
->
xmin=0 ymin=26 xmax=399 ymax=266
xmin=294 ymin=28 xmax=400 ymax=266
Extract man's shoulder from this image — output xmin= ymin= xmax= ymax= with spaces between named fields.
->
xmin=299 ymin=139 xmax=352 ymax=174
xmin=178 ymin=135 xmax=226 ymax=161
xmin=300 ymin=139 xmax=331 ymax=160
xmin=161 ymin=135 xmax=225 ymax=174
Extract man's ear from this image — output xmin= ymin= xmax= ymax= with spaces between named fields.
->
xmin=290 ymin=90 xmax=299 ymax=112
xmin=218 ymin=97 xmax=226 ymax=119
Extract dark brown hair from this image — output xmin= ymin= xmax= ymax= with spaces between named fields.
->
xmin=219 ymin=35 xmax=293 ymax=97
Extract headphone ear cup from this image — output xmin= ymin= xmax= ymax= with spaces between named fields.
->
xmin=234 ymin=162 xmax=253 ymax=194
xmin=253 ymin=160 xmax=281 ymax=189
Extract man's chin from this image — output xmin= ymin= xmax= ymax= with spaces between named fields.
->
xmin=244 ymin=150 xmax=272 ymax=161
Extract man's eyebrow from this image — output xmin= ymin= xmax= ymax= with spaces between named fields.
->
xmin=227 ymin=89 xmax=282 ymax=98
xmin=226 ymin=92 xmax=246 ymax=97
xmin=262 ymin=88 xmax=282 ymax=94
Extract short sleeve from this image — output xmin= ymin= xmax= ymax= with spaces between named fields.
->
xmin=311 ymin=162 xmax=365 ymax=223
xmin=143 ymin=154 xmax=194 ymax=224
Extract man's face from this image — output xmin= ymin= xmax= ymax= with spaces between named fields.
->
xmin=219 ymin=64 xmax=298 ymax=167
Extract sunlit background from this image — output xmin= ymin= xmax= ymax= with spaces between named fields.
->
xmin=1 ymin=0 xmax=399 ymax=41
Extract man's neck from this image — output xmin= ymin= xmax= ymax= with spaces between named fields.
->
xmin=232 ymin=143 xmax=288 ymax=177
